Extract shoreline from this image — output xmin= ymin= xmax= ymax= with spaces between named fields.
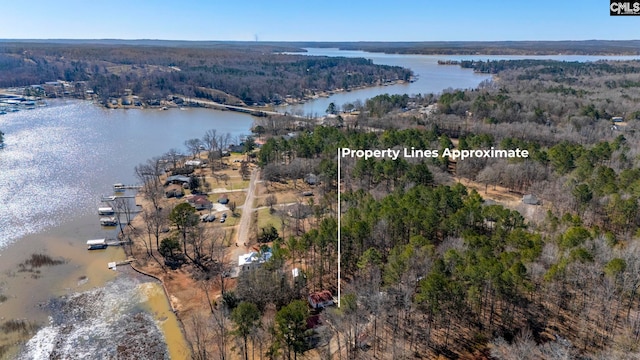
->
xmin=7 ymin=77 xmax=410 ymax=116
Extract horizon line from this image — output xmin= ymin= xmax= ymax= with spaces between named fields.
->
xmin=1 ymin=38 xmax=639 ymax=43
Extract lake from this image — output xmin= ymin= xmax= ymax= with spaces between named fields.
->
xmin=0 ymin=101 xmax=254 ymax=249
xmin=279 ymin=48 xmax=640 ymax=116
xmin=0 ymin=101 xmax=254 ymax=358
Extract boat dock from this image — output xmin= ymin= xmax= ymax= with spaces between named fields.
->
xmin=113 ymin=183 xmax=143 ymax=191
xmin=87 ymin=238 xmax=127 ymax=250
xmin=100 ymin=217 xmax=118 ymax=226
xmin=108 ymin=258 xmax=135 ymax=270
xmin=101 ymin=195 xmax=135 ymax=202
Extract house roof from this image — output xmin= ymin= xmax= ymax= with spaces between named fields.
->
xmin=238 ymin=249 xmax=272 ymax=266
xmin=308 ymin=290 xmax=333 ymax=304
xmin=166 ymin=175 xmax=191 ymax=184
xmin=185 ymin=160 xmax=202 ymax=166
xmin=188 ymin=196 xmax=212 ymax=206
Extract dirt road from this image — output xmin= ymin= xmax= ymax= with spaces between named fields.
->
xmin=234 ymin=168 xmax=260 ymax=248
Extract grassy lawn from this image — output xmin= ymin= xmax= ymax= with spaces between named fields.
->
xmin=256 ymin=207 xmax=281 ymax=230
xmin=222 ymin=209 xmax=241 ymax=227
xmin=228 ymin=180 xmax=250 ymax=190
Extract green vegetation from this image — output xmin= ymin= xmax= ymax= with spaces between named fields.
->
xmin=248 ymin=56 xmax=640 ymax=356
xmin=365 ymin=93 xmax=409 ymax=117
xmin=274 ymin=300 xmax=309 ymax=359
xmin=231 ymin=302 xmax=261 ymax=360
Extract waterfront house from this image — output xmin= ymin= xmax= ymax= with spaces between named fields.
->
xmin=164 ymin=175 xmax=191 ymax=186
xmin=185 ymin=159 xmax=203 ymax=167
xmin=165 ymin=186 xmax=184 ymax=198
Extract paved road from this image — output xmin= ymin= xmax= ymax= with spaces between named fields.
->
xmin=180 ymin=97 xmax=284 ymax=116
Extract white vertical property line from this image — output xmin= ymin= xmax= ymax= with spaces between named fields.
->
xmin=337 ymin=147 xmax=341 ymax=308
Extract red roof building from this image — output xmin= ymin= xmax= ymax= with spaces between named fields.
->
xmin=308 ymin=290 xmax=335 ymax=309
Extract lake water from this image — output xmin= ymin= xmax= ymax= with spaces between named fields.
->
xmin=0 ymin=101 xmax=254 ymax=358
xmin=279 ymin=48 xmax=640 ymax=116
xmin=0 ymin=101 xmax=254 ymax=249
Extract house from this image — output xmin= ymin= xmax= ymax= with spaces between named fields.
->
xmin=304 ymin=173 xmax=318 ymax=185
xmin=187 ymin=195 xmax=213 ymax=211
xmin=285 ymin=203 xmax=312 ymax=219
xmin=165 ymin=175 xmax=191 ymax=186
xmin=238 ymin=248 xmax=272 ymax=271
xmin=308 ymin=290 xmax=334 ymax=310
xmin=522 ymin=194 xmax=541 ymax=205
xmin=184 ymin=159 xmax=203 ymax=167
xmin=228 ymin=144 xmax=245 ymax=153
xmin=165 ymin=187 xmax=184 ymax=198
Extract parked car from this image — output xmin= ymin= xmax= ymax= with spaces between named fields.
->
xmin=201 ymin=214 xmax=215 ymax=222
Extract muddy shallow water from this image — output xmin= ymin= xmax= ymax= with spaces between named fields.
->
xmin=18 ymin=274 xmax=168 ymax=359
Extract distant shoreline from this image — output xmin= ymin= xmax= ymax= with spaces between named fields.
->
xmin=2 ymin=39 xmax=638 ymax=56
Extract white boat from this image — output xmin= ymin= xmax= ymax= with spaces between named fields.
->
xmin=87 ymin=239 xmax=108 ymax=250
xmin=100 ymin=217 xmax=118 ymax=226
xmin=101 ymin=195 xmax=116 ymax=202
xmin=98 ymin=207 xmax=115 ymax=215
xmin=113 ymin=183 xmax=126 ymax=193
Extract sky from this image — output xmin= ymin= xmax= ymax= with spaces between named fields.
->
xmin=0 ymin=0 xmax=638 ymax=41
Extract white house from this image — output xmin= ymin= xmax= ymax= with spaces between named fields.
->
xmin=238 ymin=248 xmax=272 ymax=271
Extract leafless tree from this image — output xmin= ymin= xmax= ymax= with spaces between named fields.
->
xmin=188 ymin=312 xmax=213 ymax=360
xmin=490 ymin=328 xmax=542 ymax=360
xmin=165 ymin=148 xmax=183 ymax=170
xmin=185 ymin=138 xmax=204 ymax=159
xmin=142 ymin=207 xmax=169 ymax=258
xmin=207 ymin=229 xmax=233 ymax=295
xmin=265 ymin=194 xmax=277 ymax=214
xmin=112 ymin=196 xmax=136 ymax=241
